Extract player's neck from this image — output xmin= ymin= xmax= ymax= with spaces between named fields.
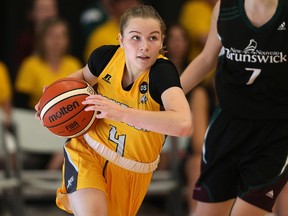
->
xmin=244 ymin=0 xmax=278 ymax=27
xmin=122 ymin=66 xmax=144 ymax=89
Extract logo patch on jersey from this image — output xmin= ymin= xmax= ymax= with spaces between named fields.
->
xmin=67 ymin=175 xmax=74 ymax=189
xmin=223 ymin=39 xmax=287 ymax=64
xmin=278 ymin=22 xmax=286 ymax=31
xmin=139 ymin=81 xmax=148 ymax=94
xmin=102 ymin=74 xmax=112 ymax=84
xmin=243 ymin=39 xmax=257 ymax=53
xmin=265 ymin=190 xmax=274 ymax=199
xmin=139 ymin=95 xmax=148 ymax=104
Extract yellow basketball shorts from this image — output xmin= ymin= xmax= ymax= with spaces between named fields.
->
xmin=56 ymin=137 xmax=153 ymax=216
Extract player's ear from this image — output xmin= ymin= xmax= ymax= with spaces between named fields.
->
xmin=118 ymin=33 xmax=124 ymax=48
xmin=160 ymin=34 xmax=165 ymax=49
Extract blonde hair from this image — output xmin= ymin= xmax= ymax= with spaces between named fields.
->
xmin=120 ymin=5 xmax=166 ymax=37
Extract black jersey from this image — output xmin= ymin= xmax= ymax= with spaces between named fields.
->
xmin=216 ymin=0 xmax=288 ymax=119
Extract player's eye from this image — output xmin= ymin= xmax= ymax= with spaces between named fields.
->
xmin=132 ymin=35 xmax=140 ymax=40
xmin=149 ymin=36 xmax=158 ymax=41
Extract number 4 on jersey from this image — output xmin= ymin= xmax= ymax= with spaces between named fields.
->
xmin=109 ymin=126 xmax=126 ymax=156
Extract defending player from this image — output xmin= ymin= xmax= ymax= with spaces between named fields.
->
xmin=180 ymin=0 xmax=288 ymax=215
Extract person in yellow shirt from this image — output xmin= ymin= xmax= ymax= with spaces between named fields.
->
xmin=35 ymin=5 xmax=192 ymax=216
xmin=84 ymin=19 xmax=119 ymax=62
xmin=15 ymin=18 xmax=82 ymax=110
xmin=15 ymin=18 xmax=82 ymax=170
xmin=0 ymin=61 xmax=14 ymax=172
xmin=0 ymin=61 xmax=12 ymax=126
xmin=179 ymin=0 xmax=217 ymax=61
xmin=15 ymin=0 xmax=58 ymax=67
xmin=84 ymin=0 xmax=140 ymax=61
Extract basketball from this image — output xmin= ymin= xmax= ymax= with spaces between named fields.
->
xmin=39 ymin=78 xmax=97 ymax=138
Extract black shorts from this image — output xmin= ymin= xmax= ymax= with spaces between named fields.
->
xmin=193 ymin=108 xmax=288 ymax=212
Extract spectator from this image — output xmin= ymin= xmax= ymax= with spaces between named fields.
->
xmin=14 ymin=18 xmax=82 ymax=110
xmin=179 ymin=0 xmax=217 ymax=61
xmin=15 ymin=0 xmax=58 ymax=67
xmin=165 ymin=23 xmax=190 ymax=74
xmin=164 ymin=23 xmax=217 ymax=216
xmin=185 ymin=72 xmax=217 ymax=216
xmin=158 ymin=23 xmax=191 ymax=170
xmin=84 ymin=0 xmax=140 ymax=61
xmin=0 ymin=61 xmax=12 ymax=127
xmin=14 ymin=18 xmax=82 ymax=170
xmin=80 ymin=0 xmax=110 ymax=43
xmin=0 ymin=61 xmax=15 ymax=172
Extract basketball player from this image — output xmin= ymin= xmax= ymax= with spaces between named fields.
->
xmin=36 ymin=5 xmax=192 ymax=216
xmin=180 ymin=0 xmax=288 ymax=215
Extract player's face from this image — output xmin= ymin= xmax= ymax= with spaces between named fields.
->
xmin=119 ymin=17 xmax=163 ymax=73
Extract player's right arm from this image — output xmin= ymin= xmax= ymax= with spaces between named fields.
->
xmin=180 ymin=0 xmax=222 ymax=94
xmin=67 ymin=65 xmax=98 ymax=87
xmin=68 ymin=45 xmax=118 ymax=87
xmin=35 ymin=65 xmax=97 ymax=120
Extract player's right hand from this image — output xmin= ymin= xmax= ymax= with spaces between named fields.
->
xmin=35 ymin=102 xmax=41 ymax=121
xmin=35 ymin=86 xmax=47 ymax=122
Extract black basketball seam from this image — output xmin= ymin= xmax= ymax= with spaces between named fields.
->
xmin=40 ymin=86 xmax=90 ymax=109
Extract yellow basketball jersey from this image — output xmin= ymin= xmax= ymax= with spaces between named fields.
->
xmin=87 ymin=47 xmax=165 ymax=163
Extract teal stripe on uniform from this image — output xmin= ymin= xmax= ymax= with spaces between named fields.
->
xmin=202 ymin=106 xmax=222 ymax=164
xmin=219 ymin=6 xmax=240 ymax=21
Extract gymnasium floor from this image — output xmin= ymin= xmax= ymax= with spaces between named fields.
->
xmin=0 ymin=195 xmax=278 ymax=216
xmin=0 ymin=197 xmax=172 ymax=216
xmin=25 ymin=201 xmax=168 ymax=216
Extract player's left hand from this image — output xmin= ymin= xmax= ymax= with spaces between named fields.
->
xmin=82 ymin=94 xmax=125 ymax=121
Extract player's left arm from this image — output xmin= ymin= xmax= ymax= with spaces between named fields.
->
xmin=83 ymin=86 xmax=192 ymax=137
xmin=124 ymin=86 xmax=193 ymax=137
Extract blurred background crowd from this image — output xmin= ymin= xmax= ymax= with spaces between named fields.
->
xmin=1 ymin=0 xmax=287 ymax=216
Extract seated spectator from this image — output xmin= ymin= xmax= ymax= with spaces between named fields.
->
xmin=179 ymin=0 xmax=216 ymax=61
xmin=0 ymin=61 xmax=12 ymax=127
xmin=165 ymin=23 xmax=190 ymax=74
xmin=0 ymin=61 xmax=14 ymax=170
xmin=158 ymin=23 xmax=191 ymax=170
xmin=184 ymin=72 xmax=217 ymax=216
xmin=84 ymin=0 xmax=141 ymax=61
xmin=14 ymin=18 xmax=82 ymax=110
xmin=80 ymin=0 xmax=109 ymax=43
xmin=14 ymin=18 xmax=82 ymax=170
xmin=15 ymin=0 xmax=58 ymax=67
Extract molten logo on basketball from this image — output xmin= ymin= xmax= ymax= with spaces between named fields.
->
xmin=48 ymin=101 xmax=80 ymax=123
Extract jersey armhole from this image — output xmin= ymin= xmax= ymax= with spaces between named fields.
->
xmin=87 ymin=45 xmax=119 ymax=77
xmin=149 ymin=59 xmax=181 ymax=106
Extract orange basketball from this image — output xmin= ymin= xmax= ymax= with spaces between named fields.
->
xmin=39 ymin=78 xmax=97 ymax=138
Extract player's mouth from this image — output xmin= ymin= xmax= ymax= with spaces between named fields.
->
xmin=137 ymin=55 xmax=150 ymax=60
